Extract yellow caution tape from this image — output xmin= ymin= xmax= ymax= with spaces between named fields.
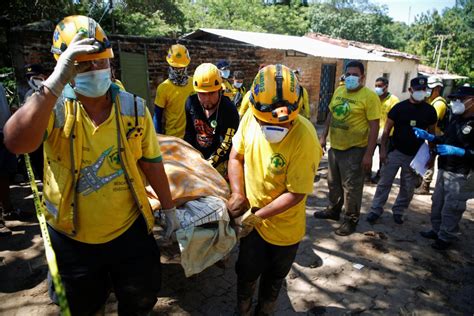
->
xmin=24 ymin=154 xmax=71 ymax=316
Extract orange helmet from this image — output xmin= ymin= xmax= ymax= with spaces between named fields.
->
xmin=193 ymin=63 xmax=223 ymax=93
xmin=166 ymin=44 xmax=191 ymax=68
xmin=250 ymin=64 xmax=302 ymax=124
xmin=51 ymin=15 xmax=113 ymax=62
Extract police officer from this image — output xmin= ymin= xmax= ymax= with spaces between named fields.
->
xmin=414 ymin=86 xmax=474 ymax=250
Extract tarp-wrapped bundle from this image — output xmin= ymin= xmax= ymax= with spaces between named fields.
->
xmin=146 ymin=135 xmax=236 ymax=277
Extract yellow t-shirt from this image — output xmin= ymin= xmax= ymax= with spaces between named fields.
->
xmin=233 ymin=111 xmax=323 ymax=246
xmin=329 ymin=86 xmax=381 ymax=150
xmin=222 ymin=80 xmax=234 ymax=99
xmin=71 ymin=105 xmax=161 ymax=243
xmin=238 ymin=90 xmax=252 ymax=118
xmin=430 ymin=96 xmax=447 ymax=135
xmin=154 ymin=78 xmax=194 ymax=138
xmin=299 ymin=87 xmax=311 ymax=120
xmin=379 ymin=93 xmax=400 ymax=130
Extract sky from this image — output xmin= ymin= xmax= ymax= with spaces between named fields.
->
xmin=373 ymin=0 xmax=457 ymax=24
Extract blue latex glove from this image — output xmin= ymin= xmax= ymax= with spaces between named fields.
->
xmin=436 ymin=144 xmax=466 ymax=157
xmin=413 ymin=127 xmax=435 ymax=141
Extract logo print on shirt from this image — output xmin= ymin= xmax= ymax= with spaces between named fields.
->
xmin=332 ymin=101 xmax=351 ymax=122
xmin=268 ymin=153 xmax=287 ymax=175
xmin=77 ymin=147 xmax=124 ymax=195
xmin=194 ymin=119 xmax=215 ymax=148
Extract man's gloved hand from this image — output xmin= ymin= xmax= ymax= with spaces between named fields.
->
xmin=226 ymin=193 xmax=250 ymax=219
xmin=161 ymin=206 xmax=180 ymax=240
xmin=241 ymin=207 xmax=263 ymax=227
xmin=412 ymin=127 xmax=435 ymax=141
xmin=436 ymin=144 xmax=465 ymax=157
xmin=43 ymin=32 xmax=100 ymax=97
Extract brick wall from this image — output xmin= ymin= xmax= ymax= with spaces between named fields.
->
xmin=9 ymin=29 xmax=347 ymax=123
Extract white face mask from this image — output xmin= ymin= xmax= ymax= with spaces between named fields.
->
xmin=451 ymin=99 xmax=465 ymax=115
xmin=374 ymin=87 xmax=384 ymax=96
xmin=261 ymin=125 xmax=289 ymax=143
xmin=412 ymin=90 xmax=426 ymax=102
xmin=233 ymin=82 xmax=243 ymax=89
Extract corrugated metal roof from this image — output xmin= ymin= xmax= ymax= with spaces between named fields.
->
xmin=418 ymin=64 xmax=468 ymax=80
xmin=183 ymin=28 xmax=393 ymax=62
xmin=305 ymin=33 xmax=421 ymax=61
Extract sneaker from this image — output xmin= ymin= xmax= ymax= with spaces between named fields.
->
xmin=335 ymin=220 xmax=358 ymax=236
xmin=420 ymin=230 xmax=438 ymax=240
xmin=393 ymin=214 xmax=403 ymax=224
xmin=313 ymin=209 xmax=340 ymax=221
xmin=366 ymin=212 xmax=380 ymax=225
xmin=4 ymin=209 xmax=34 ymax=221
xmin=0 ymin=221 xmax=12 ymax=237
xmin=431 ymin=239 xmax=451 ymax=250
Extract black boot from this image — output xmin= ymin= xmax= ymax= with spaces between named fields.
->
xmin=254 ymin=276 xmax=284 ymax=316
xmin=335 ymin=219 xmax=358 ymax=236
xmin=313 ymin=209 xmax=340 ymax=221
xmin=236 ymin=279 xmax=257 ymax=316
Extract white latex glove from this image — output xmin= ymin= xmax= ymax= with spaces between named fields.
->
xmin=43 ymin=32 xmax=100 ymax=97
xmin=162 ymin=206 xmax=180 ymax=240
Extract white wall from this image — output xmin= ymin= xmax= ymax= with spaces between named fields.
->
xmin=366 ymin=57 xmax=419 ymax=101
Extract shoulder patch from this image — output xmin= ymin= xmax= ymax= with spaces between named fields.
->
xmin=119 ymin=91 xmax=146 ymax=117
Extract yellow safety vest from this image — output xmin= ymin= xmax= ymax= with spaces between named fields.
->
xmin=42 ymin=84 xmax=155 ymax=236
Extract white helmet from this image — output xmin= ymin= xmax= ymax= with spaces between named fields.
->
xmin=427 ymin=76 xmax=443 ymax=88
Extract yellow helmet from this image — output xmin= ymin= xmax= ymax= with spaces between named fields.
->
xmin=166 ymin=44 xmax=190 ymax=68
xmin=51 ymin=15 xmax=113 ymax=62
xmin=250 ymin=64 xmax=301 ymax=124
xmin=193 ymin=63 xmax=223 ymax=93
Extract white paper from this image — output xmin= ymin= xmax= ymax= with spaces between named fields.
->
xmin=353 ymin=263 xmax=364 ymax=270
xmin=410 ymin=142 xmax=430 ymax=175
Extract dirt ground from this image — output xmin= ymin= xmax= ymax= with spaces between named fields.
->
xmin=0 ymin=154 xmax=473 ymax=315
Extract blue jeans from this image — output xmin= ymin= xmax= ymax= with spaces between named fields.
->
xmin=48 ymin=216 xmax=161 ymax=316
xmin=431 ymin=169 xmax=474 ymax=242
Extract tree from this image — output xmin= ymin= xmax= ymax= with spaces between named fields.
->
xmin=308 ymin=1 xmax=407 ymax=49
xmin=405 ymin=1 xmax=473 ymax=80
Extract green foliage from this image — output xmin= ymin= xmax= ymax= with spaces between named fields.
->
xmin=2 ymin=0 xmax=472 ymax=81
xmin=308 ymin=2 xmax=408 ymax=49
xmin=405 ymin=2 xmax=474 ymax=81
xmin=0 ymin=68 xmax=19 ymax=109
xmin=0 ymin=0 xmax=78 ymax=27
xmin=176 ymin=0 xmax=309 ymax=35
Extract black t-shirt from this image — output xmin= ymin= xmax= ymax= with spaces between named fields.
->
xmin=436 ymin=115 xmax=474 ymax=175
xmin=388 ymin=99 xmax=437 ymax=156
xmin=184 ymin=94 xmax=240 ymax=167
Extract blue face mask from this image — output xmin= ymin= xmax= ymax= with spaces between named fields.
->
xmin=74 ymin=68 xmax=112 ymax=97
xmin=220 ymin=70 xmax=230 ymax=79
xmin=345 ymin=75 xmax=360 ymax=90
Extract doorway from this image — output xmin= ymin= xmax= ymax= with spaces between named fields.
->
xmin=318 ymin=63 xmax=336 ymax=123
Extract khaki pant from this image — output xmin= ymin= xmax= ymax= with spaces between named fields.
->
xmin=431 ymin=169 xmax=474 ymax=242
xmin=327 ymin=147 xmax=366 ymax=221
xmin=370 ymin=150 xmax=418 ymax=216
